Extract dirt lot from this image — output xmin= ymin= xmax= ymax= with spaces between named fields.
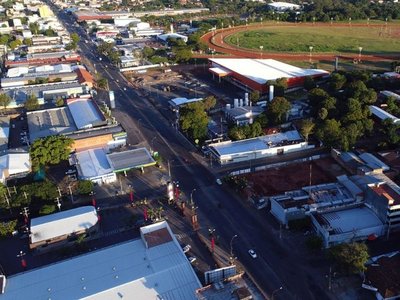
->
xmin=245 ymin=157 xmax=346 ymax=197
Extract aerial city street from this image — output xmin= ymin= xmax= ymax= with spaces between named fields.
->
xmin=0 ymin=0 xmax=400 ymax=299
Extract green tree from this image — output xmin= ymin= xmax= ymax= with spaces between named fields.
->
xmin=55 ymin=97 xmax=64 ymax=107
xmin=30 ymin=136 xmax=74 ymax=171
xmin=0 ymin=34 xmax=9 ymax=45
xmin=39 ymin=204 xmax=56 ymax=215
xmin=228 ymin=126 xmax=246 ymax=141
xmin=9 ymin=40 xmax=21 ymax=50
xmin=29 ymin=22 xmax=39 ymax=34
xmin=109 ymin=50 xmax=121 ymax=65
xmin=268 ymin=78 xmax=288 ymax=97
xmin=142 ymin=46 xmax=155 ymax=59
xmin=303 ymin=76 xmax=316 ymax=91
xmin=203 ymin=95 xmax=216 ymax=111
xmin=329 ymin=73 xmax=346 ymax=91
xmin=174 ymin=48 xmax=192 ymax=63
xmin=381 ymin=119 xmax=400 ymax=147
xmin=249 ymin=122 xmax=263 ymax=138
xmin=0 ymin=93 xmax=11 ymax=110
xmin=299 ymin=119 xmax=315 ymax=141
xmin=24 ymin=94 xmax=40 ymax=111
xmin=0 ymin=220 xmax=17 ymax=238
xmin=97 ymin=77 xmax=108 ymax=89
xmin=309 ymin=88 xmax=329 ymax=109
xmin=267 ymin=97 xmax=291 ymax=125
xmin=386 ymin=96 xmax=400 ymax=116
xmin=330 ymin=242 xmax=369 ymax=274
xmin=23 ymin=38 xmax=32 ymax=46
xmin=316 ymin=119 xmax=342 ymax=148
xmin=318 ymin=107 xmax=329 ymax=120
xmin=70 ymin=32 xmax=80 ymax=44
xmin=179 ymin=102 xmax=209 ymax=141
xmin=78 ymin=180 xmax=93 ymax=195
xmin=254 ymin=112 xmax=268 ymax=128
xmin=249 ymin=90 xmax=260 ymax=104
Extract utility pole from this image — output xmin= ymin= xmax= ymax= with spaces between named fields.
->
xmin=17 ymin=250 xmax=27 ymax=269
xmin=55 ymin=197 xmax=61 ymax=211
xmin=68 ymin=184 xmax=74 ymax=203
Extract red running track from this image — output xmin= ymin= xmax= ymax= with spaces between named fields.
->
xmin=198 ymin=23 xmax=400 ymax=62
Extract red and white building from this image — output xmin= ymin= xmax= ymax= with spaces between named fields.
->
xmin=209 ymin=58 xmax=329 ymax=93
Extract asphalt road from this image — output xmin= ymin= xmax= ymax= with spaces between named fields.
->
xmin=52 ymin=7 xmax=332 ymax=300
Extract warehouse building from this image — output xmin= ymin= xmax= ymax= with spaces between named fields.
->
xmin=29 ymin=206 xmax=99 ymax=251
xmin=209 ymin=129 xmax=312 ymax=165
xmin=209 ymin=58 xmax=329 ymax=93
xmin=1 ymin=221 xmax=202 ymax=299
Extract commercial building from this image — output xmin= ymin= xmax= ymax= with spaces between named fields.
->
xmin=270 ymin=175 xmax=363 ymax=225
xmin=209 ymin=58 xmax=329 ymax=93
xmin=1 ymin=221 xmax=202 ymax=299
xmin=75 ymin=148 xmax=116 ymax=185
xmin=209 ymin=129 xmax=311 ymax=165
xmin=30 ymin=206 xmax=99 ymax=251
xmin=75 ymin=147 xmax=155 ymax=184
xmin=26 ymin=99 xmax=126 ymax=152
xmin=5 ymin=82 xmax=87 ymax=107
xmin=311 ymin=205 xmax=384 ymax=248
xmin=107 ymin=148 xmax=156 ymax=172
xmin=0 ymin=152 xmax=31 ymax=184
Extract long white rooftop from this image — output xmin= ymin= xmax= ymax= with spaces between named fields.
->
xmin=5 ymin=221 xmax=201 ymax=300
xmin=209 ymin=58 xmax=328 ymax=85
xmin=30 ymin=206 xmax=98 ymax=244
xmin=67 ymin=98 xmax=105 ymax=130
xmin=76 ymin=148 xmax=113 ymax=179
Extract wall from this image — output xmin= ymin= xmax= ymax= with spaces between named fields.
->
xmin=72 ymin=134 xmax=114 ymax=152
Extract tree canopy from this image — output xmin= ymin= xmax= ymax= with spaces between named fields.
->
xmin=24 ymin=94 xmax=40 ymax=111
xmin=266 ymin=96 xmax=291 ymax=125
xmin=0 ymin=93 xmax=11 ymax=110
xmin=30 ymin=136 xmax=74 ymax=171
xmin=179 ymin=102 xmax=209 ymax=141
xmin=330 ymin=242 xmax=369 ymax=274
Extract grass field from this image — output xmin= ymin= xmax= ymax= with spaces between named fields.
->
xmin=225 ymin=25 xmax=400 ymax=54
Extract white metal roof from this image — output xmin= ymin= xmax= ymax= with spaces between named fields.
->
xmin=267 ymin=2 xmax=301 ymax=9
xmin=0 ymin=127 xmax=9 ymax=139
xmin=76 ymin=148 xmax=113 ymax=179
xmin=209 ymin=58 xmax=328 ymax=85
xmin=169 ymin=97 xmax=203 ymax=107
xmin=30 ymin=206 xmax=98 ymax=244
xmin=316 ymin=206 xmax=383 ymax=234
xmin=369 ymin=105 xmax=400 ymax=123
xmin=7 ymin=153 xmax=31 ymax=175
xmin=5 ymin=221 xmax=201 ymax=300
xmin=210 ymin=130 xmax=303 ymax=157
xmin=67 ymin=98 xmax=104 ymax=129
xmin=359 ymin=153 xmax=390 ymax=172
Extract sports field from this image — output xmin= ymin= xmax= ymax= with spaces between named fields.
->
xmin=225 ymin=25 xmax=400 ymax=55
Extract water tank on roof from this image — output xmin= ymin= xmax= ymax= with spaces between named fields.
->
xmin=226 ymin=104 xmax=231 ymax=110
xmin=234 ymin=98 xmax=239 ymax=108
xmin=239 ymin=99 xmax=243 ymax=107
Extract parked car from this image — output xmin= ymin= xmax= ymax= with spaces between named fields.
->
xmin=216 ymin=178 xmax=222 ymax=185
xmin=182 ymin=244 xmax=191 ymax=253
xmin=188 ymin=256 xmax=196 ymax=263
xmin=248 ymin=249 xmax=257 ymax=259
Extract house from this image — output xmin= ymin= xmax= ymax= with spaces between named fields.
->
xmin=0 ymin=152 xmax=31 ymax=184
xmin=363 ymin=252 xmax=400 ymax=300
xmin=29 ymin=206 xmax=99 ymax=251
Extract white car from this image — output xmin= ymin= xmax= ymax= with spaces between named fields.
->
xmin=182 ymin=245 xmax=191 ymax=253
xmin=248 ymin=249 xmax=257 ymax=259
xmin=188 ymin=256 xmax=196 ymax=263
xmin=216 ymin=178 xmax=222 ymax=185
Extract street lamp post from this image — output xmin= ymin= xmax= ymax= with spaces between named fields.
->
xmin=309 ymin=46 xmax=313 ymax=63
xmin=230 ymin=234 xmax=238 ymax=258
xmin=358 ymin=46 xmax=363 ymax=62
xmin=271 ymin=286 xmax=283 ymax=300
xmin=259 ymin=45 xmax=263 ymax=59
xmin=150 ymin=136 xmax=157 ymax=153
xmin=190 ymin=188 xmax=196 ymax=207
